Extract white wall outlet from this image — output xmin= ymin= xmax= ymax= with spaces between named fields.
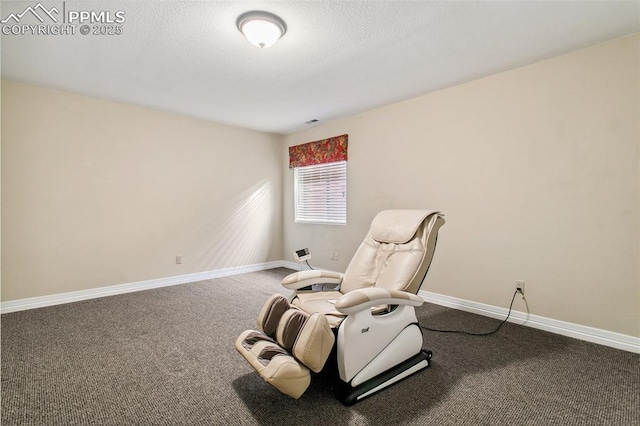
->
xmin=176 ymin=255 xmax=183 ymax=265
xmin=331 ymin=251 xmax=339 ymax=261
xmin=515 ymin=280 xmax=525 ymax=295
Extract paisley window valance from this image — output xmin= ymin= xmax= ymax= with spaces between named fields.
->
xmin=288 ymin=134 xmax=348 ymax=168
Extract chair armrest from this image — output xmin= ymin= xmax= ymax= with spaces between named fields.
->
xmin=335 ymin=288 xmax=424 ymax=315
xmin=282 ymin=270 xmax=344 ymax=291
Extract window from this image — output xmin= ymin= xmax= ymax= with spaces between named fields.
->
xmin=289 ymin=134 xmax=348 ymax=225
xmin=294 ymin=161 xmax=347 ymax=225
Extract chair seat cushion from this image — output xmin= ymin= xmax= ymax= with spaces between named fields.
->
xmin=291 ymin=290 xmax=346 ymax=328
xmin=292 ymin=291 xmax=392 ymax=327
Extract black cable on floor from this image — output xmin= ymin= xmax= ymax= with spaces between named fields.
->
xmin=419 ymin=290 xmax=520 ymax=336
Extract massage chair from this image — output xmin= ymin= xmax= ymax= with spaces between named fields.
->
xmin=236 ymin=209 xmax=445 ymax=405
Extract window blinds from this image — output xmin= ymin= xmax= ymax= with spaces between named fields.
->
xmin=294 ymin=161 xmax=347 ymax=224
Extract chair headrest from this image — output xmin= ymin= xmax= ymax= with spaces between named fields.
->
xmin=370 ymin=210 xmax=440 ymax=244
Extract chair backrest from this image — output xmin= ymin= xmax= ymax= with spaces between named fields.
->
xmin=340 ymin=210 xmax=445 ymax=295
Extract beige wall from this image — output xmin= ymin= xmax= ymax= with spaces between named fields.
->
xmin=1 ymin=80 xmax=283 ymax=301
xmin=2 ymin=35 xmax=638 ymax=338
xmin=283 ymin=35 xmax=639 ymax=337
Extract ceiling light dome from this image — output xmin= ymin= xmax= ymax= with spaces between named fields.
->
xmin=236 ymin=11 xmax=287 ymax=48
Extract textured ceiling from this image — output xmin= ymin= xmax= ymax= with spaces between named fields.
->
xmin=1 ymin=1 xmax=638 ymax=134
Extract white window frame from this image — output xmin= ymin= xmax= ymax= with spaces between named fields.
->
xmin=294 ymin=161 xmax=347 ymax=225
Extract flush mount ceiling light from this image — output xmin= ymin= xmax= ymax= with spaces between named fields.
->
xmin=236 ymin=11 xmax=287 ymax=48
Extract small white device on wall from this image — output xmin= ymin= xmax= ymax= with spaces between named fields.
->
xmin=293 ymin=248 xmax=311 ymax=263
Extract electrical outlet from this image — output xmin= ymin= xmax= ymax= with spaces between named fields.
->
xmin=515 ymin=280 xmax=525 ymax=295
xmin=176 ymin=255 xmax=183 ymax=265
xmin=330 ymin=251 xmax=339 ymax=261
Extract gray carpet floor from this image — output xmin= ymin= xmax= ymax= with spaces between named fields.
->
xmin=1 ymin=268 xmax=638 ymax=425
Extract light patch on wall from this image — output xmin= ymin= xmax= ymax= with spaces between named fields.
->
xmin=191 ymin=180 xmax=275 ymax=270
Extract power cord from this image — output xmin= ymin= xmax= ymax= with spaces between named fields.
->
xmin=419 ymin=290 xmax=520 ymax=336
xmin=305 ymin=260 xmax=314 ymax=270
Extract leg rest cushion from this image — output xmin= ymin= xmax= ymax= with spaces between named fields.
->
xmin=236 ymin=329 xmax=310 ymax=399
xmin=276 ymin=309 xmax=309 ymax=351
xmin=236 ymin=305 xmax=335 ymax=398
xmin=293 ymin=313 xmax=335 ymax=373
xmin=257 ymin=294 xmax=291 ymax=337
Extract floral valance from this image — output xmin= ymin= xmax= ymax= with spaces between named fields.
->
xmin=288 ymin=134 xmax=348 ymax=168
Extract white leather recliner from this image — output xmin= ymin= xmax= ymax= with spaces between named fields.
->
xmin=236 ymin=210 xmax=445 ymax=405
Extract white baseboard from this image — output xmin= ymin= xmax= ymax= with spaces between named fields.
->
xmin=3 ymin=264 xmax=635 ymax=354
xmin=279 ymin=260 xmax=303 ymax=271
xmin=0 ymin=260 xmax=300 ymax=314
xmin=419 ymin=290 xmax=640 ymax=354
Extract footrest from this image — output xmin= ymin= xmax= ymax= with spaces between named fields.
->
xmin=235 ymin=329 xmax=311 ymax=399
xmin=236 ymin=295 xmax=336 ymax=399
